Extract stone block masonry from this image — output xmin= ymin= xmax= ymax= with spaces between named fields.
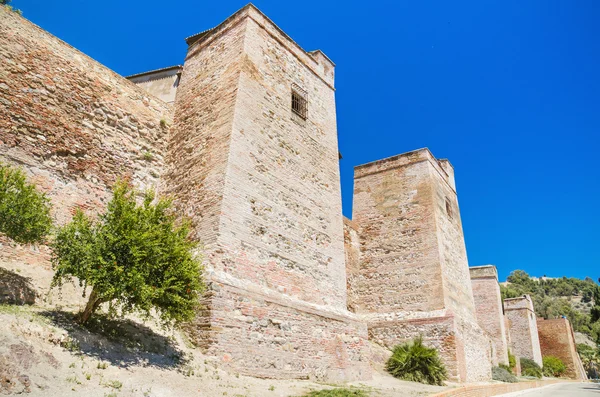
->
xmin=1 ymin=3 xmax=500 ymax=383
xmin=504 ymin=295 xmax=542 ymax=366
xmin=162 ymin=5 xmax=370 ymax=381
xmin=537 ymin=318 xmax=587 ymax=380
xmin=349 ymin=148 xmax=492 ymax=382
xmin=470 ymin=265 xmax=509 ymax=366
xmin=0 ymin=8 xmax=171 ymax=268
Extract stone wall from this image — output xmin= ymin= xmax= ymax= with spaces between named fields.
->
xmin=0 ymin=8 xmax=171 ymax=268
xmin=343 ymin=217 xmax=361 ymax=313
xmin=352 ymin=150 xmax=445 ymax=315
xmin=537 ymin=318 xmax=587 ymax=380
xmin=165 ymin=5 xmax=369 ymax=381
xmin=351 ymin=148 xmax=491 ymax=382
xmin=504 ymin=295 xmax=542 ymax=366
xmin=470 ymin=265 xmax=509 ymax=366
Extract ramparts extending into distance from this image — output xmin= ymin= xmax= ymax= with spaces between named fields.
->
xmin=0 ymin=4 xmax=586 ymax=383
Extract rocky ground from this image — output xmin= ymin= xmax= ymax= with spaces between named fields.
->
xmin=0 ymin=257 xmax=446 ymax=397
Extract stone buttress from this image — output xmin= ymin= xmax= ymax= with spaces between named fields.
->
xmin=348 ymin=148 xmax=492 ymax=382
xmin=470 ymin=265 xmax=510 ymax=366
xmin=504 ymin=295 xmax=542 ymax=366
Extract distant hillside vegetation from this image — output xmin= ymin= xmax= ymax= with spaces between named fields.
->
xmin=500 ymin=270 xmax=600 ymax=343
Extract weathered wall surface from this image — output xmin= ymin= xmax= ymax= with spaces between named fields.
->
xmin=470 ymin=265 xmax=509 ymax=366
xmin=168 ymin=5 xmax=369 ymax=381
xmin=352 ymin=150 xmax=445 ymax=315
xmin=537 ymin=318 xmax=587 ymax=380
xmin=0 ymin=8 xmax=170 ymax=268
xmin=344 ymin=217 xmax=361 ymax=313
xmin=351 ymin=148 xmax=491 ymax=382
xmin=504 ymin=295 xmax=542 ymax=366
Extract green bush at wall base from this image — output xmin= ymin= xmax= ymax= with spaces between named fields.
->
xmin=492 ymin=366 xmax=518 ymax=383
xmin=520 ymin=357 xmax=542 ymax=378
xmin=542 ymin=356 xmax=566 ymax=377
xmin=385 ymin=336 xmax=448 ymax=386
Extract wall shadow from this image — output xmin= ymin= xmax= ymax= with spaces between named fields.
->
xmin=39 ymin=310 xmax=186 ymax=369
xmin=0 ymin=267 xmax=36 ymax=305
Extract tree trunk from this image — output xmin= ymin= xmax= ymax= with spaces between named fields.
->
xmin=78 ymin=288 xmax=104 ymax=324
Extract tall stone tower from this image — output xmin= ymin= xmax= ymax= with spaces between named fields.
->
xmin=504 ymin=295 xmax=543 ymax=366
xmin=469 ymin=265 xmax=509 ymax=366
xmin=162 ymin=4 xmax=370 ymax=381
xmin=349 ymin=148 xmax=491 ymax=382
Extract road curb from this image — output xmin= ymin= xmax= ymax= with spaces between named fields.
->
xmin=429 ymin=379 xmax=577 ymax=397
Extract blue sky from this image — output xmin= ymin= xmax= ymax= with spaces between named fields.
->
xmin=16 ymin=1 xmax=599 ymax=281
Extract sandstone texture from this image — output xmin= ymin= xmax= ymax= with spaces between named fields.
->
xmin=4 ymin=2 xmax=571 ymax=385
xmin=537 ymin=317 xmax=587 ymax=380
xmin=349 ymin=148 xmax=492 ymax=382
xmin=504 ymin=295 xmax=543 ymax=366
xmin=0 ymin=7 xmax=170 ymax=224
xmin=161 ymin=6 xmax=369 ymax=381
xmin=470 ymin=265 xmax=509 ymax=366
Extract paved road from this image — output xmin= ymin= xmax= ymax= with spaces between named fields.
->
xmin=501 ymin=382 xmax=600 ymax=396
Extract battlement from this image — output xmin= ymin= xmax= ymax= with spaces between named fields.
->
xmin=185 ymin=4 xmax=335 ymax=88
xmin=504 ymin=295 xmax=535 ymax=312
xmin=470 ymin=265 xmax=499 ymax=280
xmin=354 ymin=148 xmax=456 ymax=192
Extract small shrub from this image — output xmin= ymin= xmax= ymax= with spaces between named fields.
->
xmin=508 ymin=350 xmax=516 ymax=369
xmin=142 ymin=151 xmax=153 ymax=161
xmin=498 ymin=363 xmax=513 ymax=373
xmin=303 ymin=389 xmax=369 ymax=397
xmin=543 ymin=356 xmax=566 ymax=377
xmin=97 ymin=361 xmax=108 ymax=369
xmin=105 ymin=380 xmax=122 ymax=390
xmin=159 ymin=118 xmax=167 ymax=128
xmin=385 ymin=336 xmax=447 ymax=385
xmin=492 ymin=366 xmax=518 ymax=383
xmin=0 ymin=162 xmax=52 ymax=244
xmin=520 ymin=357 xmax=542 ymax=378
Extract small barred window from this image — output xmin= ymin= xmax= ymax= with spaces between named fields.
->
xmin=291 ymin=84 xmax=308 ymax=119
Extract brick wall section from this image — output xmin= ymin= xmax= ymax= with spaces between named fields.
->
xmin=504 ymin=295 xmax=543 ymax=366
xmin=537 ymin=318 xmax=587 ymax=380
xmin=470 ymin=266 xmax=509 ymax=366
xmin=351 ymin=148 xmax=491 ymax=382
xmin=0 ymin=9 xmax=170 ymax=267
xmin=167 ymin=5 xmax=370 ymax=381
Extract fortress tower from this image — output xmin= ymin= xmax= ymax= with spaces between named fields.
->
xmin=537 ymin=318 xmax=587 ymax=380
xmin=161 ymin=5 xmax=370 ymax=380
xmin=504 ymin=295 xmax=543 ymax=366
xmin=348 ymin=148 xmax=492 ymax=382
xmin=470 ymin=265 xmax=509 ymax=366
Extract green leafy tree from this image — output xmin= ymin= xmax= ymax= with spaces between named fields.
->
xmin=0 ymin=162 xmax=52 ymax=244
xmin=51 ymin=181 xmax=204 ymax=324
xmin=542 ymin=356 xmax=566 ymax=377
xmin=386 ymin=336 xmax=448 ymax=385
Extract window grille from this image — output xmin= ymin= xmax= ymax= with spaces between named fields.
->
xmin=291 ymin=84 xmax=308 ymax=119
